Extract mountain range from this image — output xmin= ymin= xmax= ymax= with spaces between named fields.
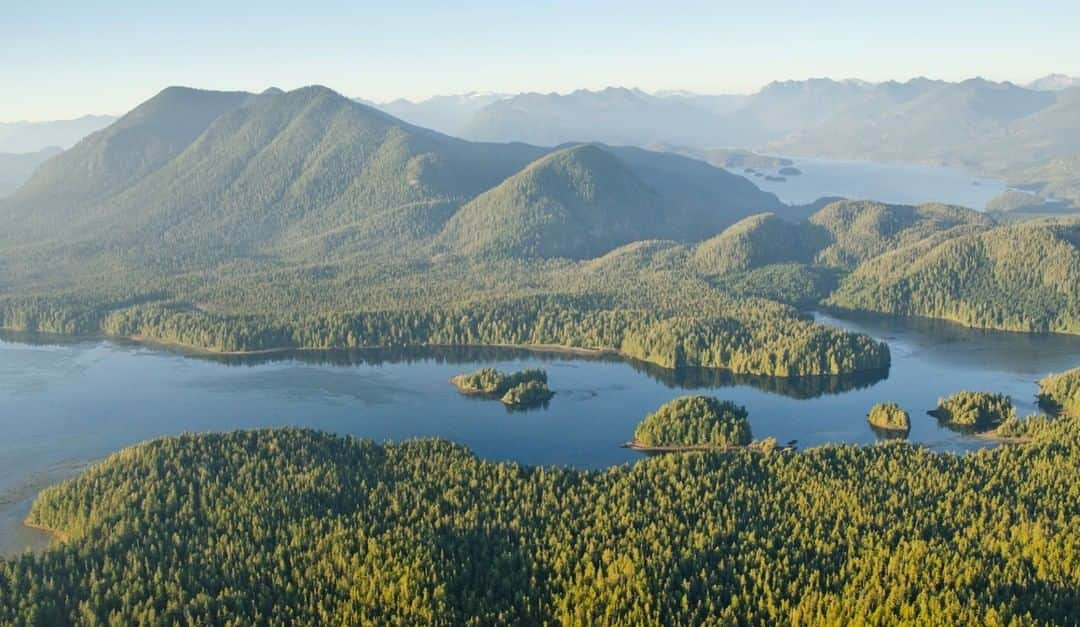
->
xmin=362 ymin=77 xmax=1080 ymax=197
xmin=0 ymin=85 xmax=784 ymax=291
xmin=0 ymin=114 xmax=116 ymax=153
xmin=7 ymin=75 xmax=1078 ymax=208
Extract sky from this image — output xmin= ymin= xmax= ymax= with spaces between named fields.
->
xmin=3 ymin=0 xmax=1079 ymax=121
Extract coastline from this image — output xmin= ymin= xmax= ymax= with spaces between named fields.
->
xmin=817 ymin=307 xmax=1080 ymax=338
xmin=973 ymin=431 xmax=1033 ymax=444
xmin=4 ymin=328 xmax=886 ymax=379
xmin=22 ymin=519 xmax=68 ymax=544
xmin=623 ymin=441 xmax=796 ymax=454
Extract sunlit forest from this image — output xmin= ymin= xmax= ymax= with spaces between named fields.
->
xmin=2 ymin=417 xmax=1078 ymax=625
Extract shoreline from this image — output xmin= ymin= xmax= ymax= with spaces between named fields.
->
xmin=973 ymin=431 xmax=1033 ymax=444
xmin=623 ymin=441 xmax=796 ymax=454
xmin=22 ymin=519 xmax=68 ymax=544
xmin=3 ymin=328 xmax=887 ymax=379
xmin=816 ymin=307 xmax=1080 ymax=339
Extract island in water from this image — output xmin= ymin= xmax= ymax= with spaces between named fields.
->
xmin=929 ymin=391 xmax=1015 ymax=430
xmin=867 ymin=401 xmax=910 ymax=433
xmin=500 ymin=380 xmax=555 ymax=407
xmin=451 ymin=367 xmax=554 ymax=407
xmin=626 ymin=395 xmax=764 ymax=452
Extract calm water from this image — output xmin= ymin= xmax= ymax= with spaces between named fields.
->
xmin=747 ymin=157 xmax=1006 ymax=209
xmin=2 ymin=312 xmax=1078 ymax=555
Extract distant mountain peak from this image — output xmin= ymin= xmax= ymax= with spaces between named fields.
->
xmin=1026 ymin=73 xmax=1080 ymax=91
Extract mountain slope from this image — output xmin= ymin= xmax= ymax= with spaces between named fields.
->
xmin=0 ymin=86 xmax=547 ymax=267
xmin=808 ymin=200 xmax=993 ymax=268
xmin=3 ymin=87 xmax=258 ymax=233
xmin=691 ymin=213 xmax=828 ymax=276
xmin=827 ymin=220 xmax=1080 ymax=333
xmin=0 ymin=146 xmax=62 ymax=197
xmin=436 ymin=145 xmax=664 ymax=258
xmin=437 ymin=144 xmax=781 ymax=259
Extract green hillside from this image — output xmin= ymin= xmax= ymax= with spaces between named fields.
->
xmin=827 ymin=220 xmax=1080 ymax=333
xmin=808 ymin=200 xmax=992 ymax=268
xmin=691 ymin=212 xmax=828 ymax=276
xmin=0 ymin=86 xmax=885 ymax=376
xmin=3 ymin=87 xmax=257 ymax=236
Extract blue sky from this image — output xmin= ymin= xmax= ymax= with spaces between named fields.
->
xmin=4 ymin=0 xmax=1078 ymax=121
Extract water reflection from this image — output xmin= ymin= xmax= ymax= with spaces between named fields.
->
xmin=165 ymin=343 xmax=889 ymax=400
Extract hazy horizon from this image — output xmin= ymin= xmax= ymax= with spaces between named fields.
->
xmin=4 ymin=72 xmax=1078 ymax=124
xmin=5 ymin=0 xmax=1079 ymax=121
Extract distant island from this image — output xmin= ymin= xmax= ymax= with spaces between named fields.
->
xmin=451 ymin=367 xmax=553 ymax=407
xmin=929 ymin=391 xmax=1015 ymax=430
xmin=778 ymin=166 xmax=801 ymax=176
xmin=867 ymin=402 xmax=910 ymax=432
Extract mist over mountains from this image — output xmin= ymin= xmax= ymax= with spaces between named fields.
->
xmin=0 ymin=115 xmax=116 ymax=153
xmin=363 ymin=77 xmax=1080 ymax=173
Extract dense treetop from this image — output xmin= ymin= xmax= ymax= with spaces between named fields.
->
xmin=3 ymin=421 xmax=1080 ymax=624
xmin=631 ymin=396 xmax=753 ymax=448
xmin=827 ymin=219 xmax=1080 ymax=334
xmin=451 ymin=367 xmax=547 ymax=396
xmin=931 ymin=391 xmax=1016 ymax=429
xmin=867 ymin=402 xmax=910 ymax=431
xmin=1039 ymin=368 xmax=1080 ymax=417
xmin=500 ymin=380 xmax=554 ymax=407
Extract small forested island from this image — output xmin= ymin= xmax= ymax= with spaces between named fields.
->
xmin=1038 ymin=368 xmax=1080 ymax=417
xmin=764 ymin=175 xmax=786 ymax=182
xmin=867 ymin=402 xmax=910 ymax=431
xmin=451 ymin=367 xmax=550 ymax=400
xmin=778 ymin=166 xmax=802 ymax=176
xmin=629 ymin=396 xmax=753 ymax=450
xmin=500 ymin=380 xmax=555 ymax=407
xmin=930 ymin=391 xmax=1015 ymax=429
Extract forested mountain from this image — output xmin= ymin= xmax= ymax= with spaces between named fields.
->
xmin=807 ymin=200 xmax=993 ymax=268
xmin=437 ymin=144 xmax=665 ymax=258
xmin=4 ymin=423 xmax=1080 ymax=624
xmin=691 ymin=213 xmax=825 ymax=276
xmin=828 ymin=220 xmax=1080 ymax=333
xmin=1 ymin=86 xmax=783 ymax=269
xmin=0 ymin=85 xmax=881 ymax=377
xmin=437 ymin=144 xmax=779 ymax=258
xmin=3 ymin=87 xmax=259 ymax=234
xmin=0 ymin=114 xmax=116 ymax=153
xmin=0 ymin=146 xmax=61 ymax=197
xmin=0 ymin=86 xmax=554 ymax=270
xmin=0 ymin=84 xmax=1074 ymax=374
